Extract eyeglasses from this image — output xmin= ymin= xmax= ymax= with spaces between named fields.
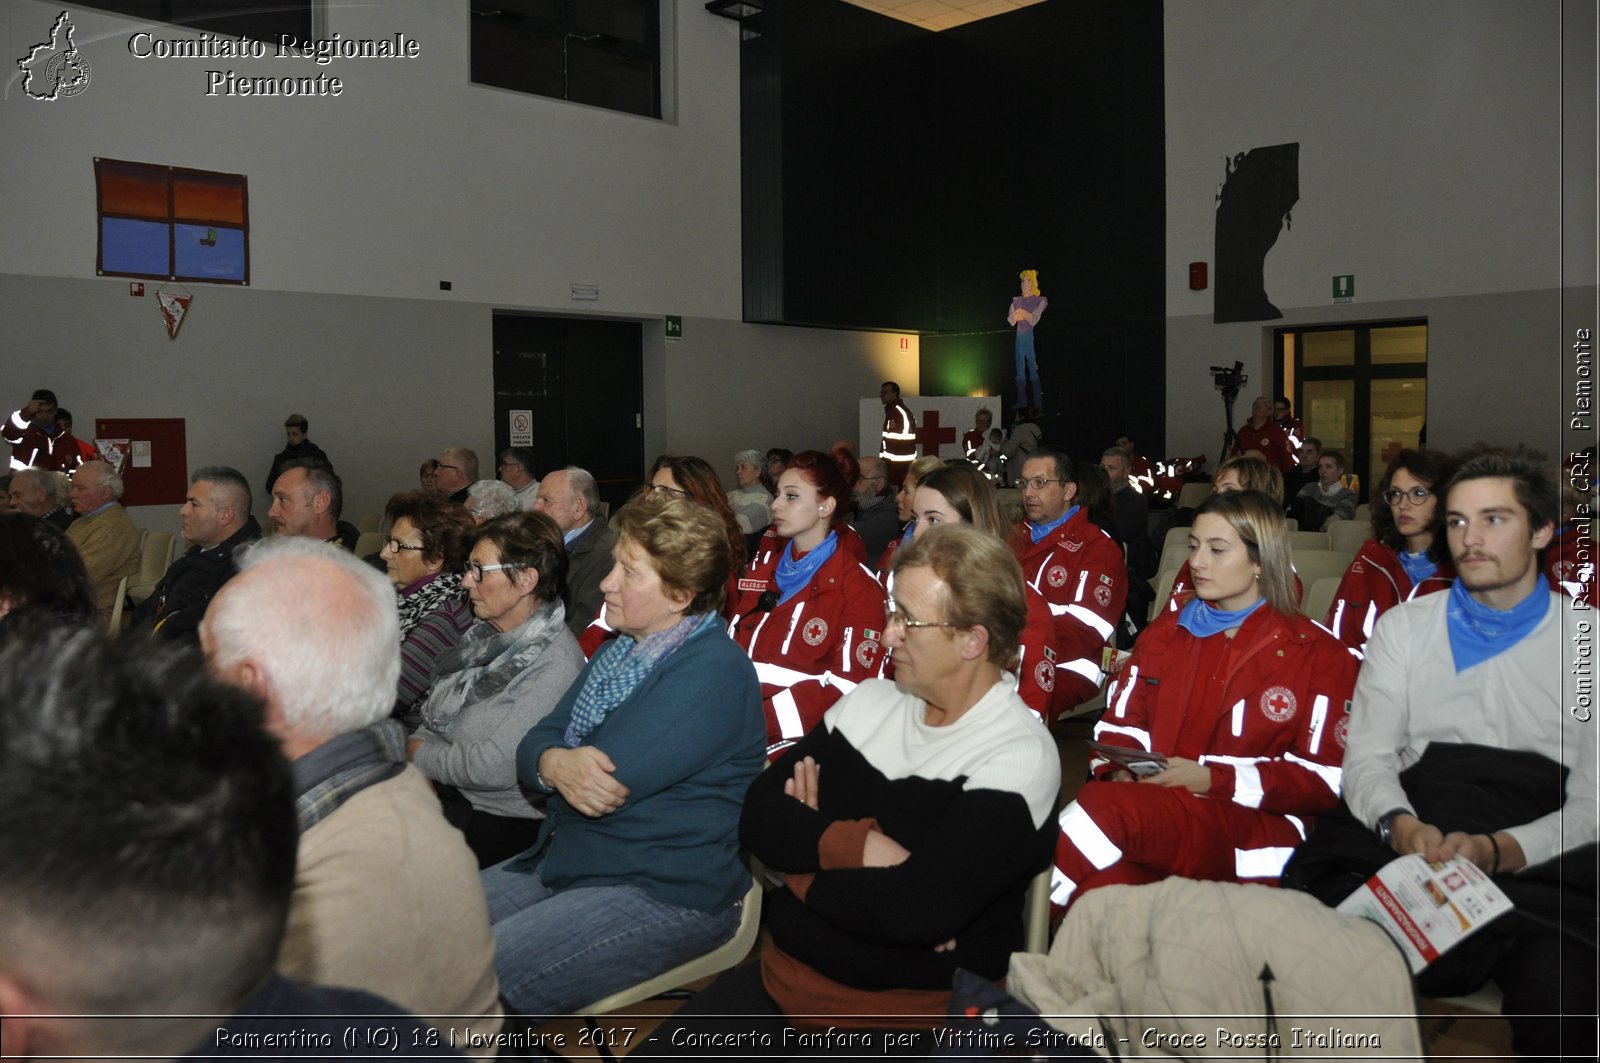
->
xmin=647 ymin=483 xmax=688 ymax=498
xmin=437 ymin=463 xmax=461 ymax=472
xmin=1381 ymin=486 xmax=1433 ymax=506
xmin=463 ymin=561 xmax=517 ymax=581
xmin=884 ymin=604 xmax=957 ymax=633
xmin=1018 ymin=477 xmax=1067 ymax=491
xmin=384 ymin=538 xmax=425 ymax=554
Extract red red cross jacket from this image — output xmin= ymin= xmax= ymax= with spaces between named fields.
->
xmin=1166 ymin=560 xmax=1303 ymax=616
xmin=728 ymin=529 xmax=888 ymax=757
xmin=1232 ymin=420 xmax=1295 ymax=472
xmin=4 ymin=410 xmax=84 ymax=472
xmin=1546 ymin=521 xmax=1595 ymax=607
xmin=1092 ymin=605 xmax=1358 ymax=821
xmin=1326 ymin=540 xmax=1454 ymax=653
xmin=1007 ymin=509 xmax=1126 ymax=717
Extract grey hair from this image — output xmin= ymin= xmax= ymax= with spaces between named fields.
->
xmin=734 ymin=449 xmax=765 ymax=468
xmin=78 ymin=460 xmax=124 ymax=500
xmin=1101 ymin=446 xmax=1132 ymax=467
xmin=203 ymin=538 xmax=399 ymax=740
xmin=442 ymin=447 xmax=480 ymax=482
xmin=565 ymin=466 xmax=601 ymax=519
xmin=467 ymin=479 xmax=518 ymax=520
xmin=14 ymin=467 xmax=68 ymax=506
xmin=192 ymin=465 xmax=252 ymax=518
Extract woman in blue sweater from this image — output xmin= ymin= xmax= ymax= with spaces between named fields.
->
xmin=482 ymin=494 xmax=766 ymax=1018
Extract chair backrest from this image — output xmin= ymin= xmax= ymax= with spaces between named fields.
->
xmin=1287 ymin=530 xmax=1332 ymax=553
xmin=1176 ymin=482 xmax=1213 ymax=510
xmin=1023 ymin=867 xmax=1053 ymax=954
xmin=1291 ymin=550 xmax=1355 ymax=599
xmin=1151 ymin=567 xmax=1179 ymax=621
xmin=1353 ymin=503 xmax=1371 ymax=524
xmin=355 ymin=513 xmax=383 ymax=534
xmin=354 ymin=531 xmax=386 ymax=557
xmin=1326 ymin=519 xmax=1371 ymax=555
xmin=127 ymin=531 xmax=176 ymax=605
xmin=1303 ymin=575 xmax=1342 ymax=620
xmin=107 ymin=575 xmax=130 ymax=634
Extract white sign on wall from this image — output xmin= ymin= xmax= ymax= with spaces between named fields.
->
xmin=509 ymin=410 xmax=533 ymax=447
xmin=857 ymin=396 xmax=999 ymax=461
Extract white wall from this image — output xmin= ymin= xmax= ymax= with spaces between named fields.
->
xmin=0 ymin=0 xmax=909 ymax=530
xmin=1163 ymin=0 xmax=1597 ymax=461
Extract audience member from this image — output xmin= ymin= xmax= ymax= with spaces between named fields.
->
xmin=420 ymin=457 xmax=442 ymax=493
xmin=763 ymin=447 xmax=793 ymax=496
xmin=64 ymin=459 xmax=142 ymax=623
xmin=466 ymin=479 xmax=519 ymax=523
xmin=131 ymin=466 xmax=261 ymax=645
xmin=1326 ymin=448 xmax=1456 ymax=652
xmin=435 ymin=447 xmax=479 ymax=505
xmin=410 ymin=512 xmax=584 ymax=868
xmin=908 ymin=463 xmax=1059 ymax=722
xmin=201 ymin=538 xmax=503 ymax=1038
xmin=673 ymin=526 xmax=1057 ymax=1038
xmin=1272 ymin=395 xmax=1306 ymax=449
xmin=51 ymin=408 xmax=98 ymax=466
xmin=268 ymin=459 xmax=359 ymax=550
xmin=1053 ymin=490 xmax=1357 ymax=910
xmin=849 ymin=455 xmax=899 ymax=565
xmin=8 ymin=467 xmax=73 ymax=531
xmin=1163 ymin=455 xmax=1290 ymax=613
xmin=728 ymin=448 xmax=886 ymax=757
xmin=533 ymin=465 xmax=617 ymax=638
xmin=0 ymin=626 xmax=458 ymax=1061
xmin=1293 ymin=448 xmax=1358 ymax=530
xmin=1285 ymin=450 xmax=1596 ymax=1060
xmin=0 ymin=514 xmax=98 ymax=636
xmin=1008 ymin=447 xmax=1126 ymax=720
xmin=729 ymin=448 xmax=774 ymax=536
xmin=264 ymin=413 xmax=329 ymax=493
xmin=880 ymin=454 xmax=945 ymax=572
xmin=1233 ymin=395 xmax=1294 ymax=472
xmin=497 ymin=447 xmax=541 ymax=509
xmin=5 ymin=389 xmax=82 ymax=472
xmin=485 ymin=495 xmax=764 ymax=1016
xmin=1074 ymin=460 xmax=1120 ymax=542
xmin=1102 ymin=445 xmax=1157 ymax=632
xmin=1283 ymin=436 xmax=1323 ymax=498
xmin=380 ymin=490 xmax=476 ymax=722
xmin=878 ymin=381 xmax=918 ymax=485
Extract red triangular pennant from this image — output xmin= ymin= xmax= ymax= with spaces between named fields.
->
xmin=157 ymin=289 xmax=191 ymax=339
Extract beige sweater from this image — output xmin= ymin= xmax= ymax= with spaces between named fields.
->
xmin=65 ymin=502 xmax=141 ymax=622
xmin=278 ymin=765 xmax=503 ymax=1042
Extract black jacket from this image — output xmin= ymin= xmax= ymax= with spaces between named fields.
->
xmin=133 ymin=516 xmax=262 ymax=644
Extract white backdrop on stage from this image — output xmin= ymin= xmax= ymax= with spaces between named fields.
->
xmin=858 ymin=396 xmax=1000 ymax=462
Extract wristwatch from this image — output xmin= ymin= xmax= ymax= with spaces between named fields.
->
xmin=1376 ymin=807 xmax=1411 ymax=848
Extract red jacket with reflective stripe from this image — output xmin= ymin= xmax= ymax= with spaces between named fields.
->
xmin=1093 ymin=605 xmax=1358 ymax=822
xmin=1546 ymin=521 xmax=1595 ymax=607
xmin=1007 ymin=509 xmax=1126 ymax=717
xmin=728 ymin=529 xmax=887 ymax=756
xmin=1326 ymin=540 xmax=1453 ymax=653
xmin=1232 ymin=420 xmax=1295 ymax=472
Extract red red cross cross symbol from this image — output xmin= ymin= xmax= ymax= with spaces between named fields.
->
xmin=1268 ymin=692 xmax=1292 ymax=714
xmin=915 ymin=410 xmax=956 ymax=454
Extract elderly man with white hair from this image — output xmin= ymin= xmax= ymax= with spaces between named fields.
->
xmin=466 ymin=479 xmax=519 ymax=524
xmin=728 ymin=448 xmax=773 ymax=535
xmin=8 ymin=467 xmax=73 ymax=531
xmin=200 ymin=538 xmax=503 ymax=1041
xmin=64 ymin=460 xmax=141 ymax=622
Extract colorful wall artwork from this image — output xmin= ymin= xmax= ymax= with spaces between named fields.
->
xmin=95 ymin=158 xmax=249 ymax=284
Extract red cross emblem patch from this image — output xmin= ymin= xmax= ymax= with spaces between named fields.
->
xmin=1094 ymin=584 xmax=1112 ymax=607
xmin=1260 ymin=686 xmax=1297 ymax=722
xmin=1046 ymin=564 xmax=1069 ymax=588
xmin=1333 ymin=714 xmax=1350 ymax=749
xmin=855 ymin=638 xmax=879 ymax=668
xmin=802 ymin=618 xmax=829 ymax=646
xmin=1034 ymin=658 xmax=1056 ymax=692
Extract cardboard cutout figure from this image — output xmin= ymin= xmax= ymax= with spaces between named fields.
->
xmin=1008 ymin=269 xmax=1047 ymax=407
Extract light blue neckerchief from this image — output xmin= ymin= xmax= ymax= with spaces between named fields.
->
xmin=1398 ymin=549 xmax=1437 ymax=586
xmin=1177 ymin=595 xmax=1266 ymax=638
xmin=1446 ymin=575 xmax=1550 ymax=673
xmin=1029 ymin=505 xmax=1079 ymax=544
xmin=775 ymin=531 xmax=839 ymax=606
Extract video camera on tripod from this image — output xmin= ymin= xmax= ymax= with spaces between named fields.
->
xmin=1209 ymin=361 xmax=1248 ymax=458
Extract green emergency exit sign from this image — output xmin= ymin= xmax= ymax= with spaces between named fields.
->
xmin=1332 ymin=275 xmax=1355 ymax=303
xmin=665 ymin=315 xmax=683 ymax=340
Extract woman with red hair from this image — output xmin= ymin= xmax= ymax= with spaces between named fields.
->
xmin=728 ymin=448 xmax=888 ymax=757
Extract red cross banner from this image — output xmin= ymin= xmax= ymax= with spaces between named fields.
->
xmin=858 ymin=395 xmax=1000 ymax=461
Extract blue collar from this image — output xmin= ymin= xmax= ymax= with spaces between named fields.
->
xmin=775 ymin=532 xmax=839 ymax=606
xmin=1446 ymin=576 xmax=1550 ymax=673
xmin=1029 ymin=505 xmax=1079 ymax=544
xmin=1177 ymin=596 xmax=1266 ymax=638
xmin=1398 ymin=549 xmax=1437 ymax=586
xmin=563 ymin=520 xmax=592 ymax=547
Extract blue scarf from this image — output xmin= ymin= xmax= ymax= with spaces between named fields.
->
xmin=1447 ymin=575 xmax=1551 ymax=673
xmin=1030 ymin=505 xmax=1079 ymax=544
xmin=1177 ymin=595 xmax=1266 ymax=638
xmin=775 ymin=532 xmax=838 ymax=606
xmin=563 ymin=611 xmax=718 ymax=746
xmin=1398 ymin=549 xmax=1436 ymax=586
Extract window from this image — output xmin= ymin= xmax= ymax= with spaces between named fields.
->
xmin=471 ymin=0 xmax=662 ymax=119
xmin=80 ymin=2 xmax=312 ymax=43
xmin=95 ymin=158 xmax=249 ymax=284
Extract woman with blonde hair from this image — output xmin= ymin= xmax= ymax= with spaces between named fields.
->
xmin=1162 ymin=454 xmax=1290 ymax=612
xmin=877 ymin=453 xmax=945 ymax=573
xmin=1051 ymin=489 xmax=1358 ymax=911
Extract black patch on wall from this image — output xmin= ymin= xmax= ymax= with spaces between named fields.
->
xmin=1214 ymin=143 xmax=1299 ymax=324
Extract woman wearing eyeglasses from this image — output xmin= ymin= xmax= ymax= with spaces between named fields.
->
xmin=408 ymin=511 xmax=585 ymax=868
xmin=902 ymin=463 xmax=1060 ymax=723
xmin=728 ymin=447 xmax=888 ymax=758
xmin=1326 ymin=449 xmax=1456 ymax=653
xmin=379 ymin=491 xmax=478 ymax=724
xmin=1052 ymin=491 xmax=1357 ymax=912
xmin=686 ymin=525 xmax=1058 ymax=1035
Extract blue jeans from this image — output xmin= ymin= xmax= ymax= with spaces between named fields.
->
xmin=482 ymin=860 xmax=743 ymax=1017
xmin=1014 ymin=330 xmax=1042 ymax=406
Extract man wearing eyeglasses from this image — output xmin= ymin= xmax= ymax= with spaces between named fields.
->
xmin=434 ymin=447 xmax=479 ymax=505
xmin=1285 ymin=450 xmax=1596 ymax=1060
xmin=1006 ymin=448 xmax=1127 ymax=720
xmin=497 ymin=447 xmax=540 ymax=510
xmin=850 ymin=456 xmax=900 ymax=568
